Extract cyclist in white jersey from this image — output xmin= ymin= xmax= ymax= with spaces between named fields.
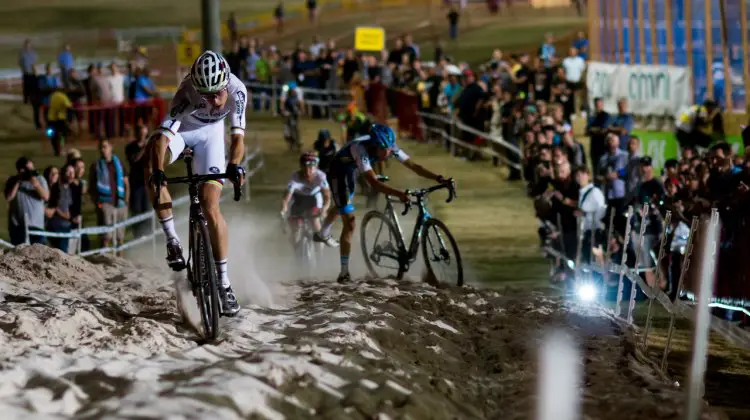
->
xmin=280 ymin=151 xmax=338 ymax=247
xmin=146 ymin=50 xmax=246 ymax=316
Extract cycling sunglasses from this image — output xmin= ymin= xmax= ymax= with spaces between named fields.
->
xmin=200 ymin=88 xmax=227 ymax=99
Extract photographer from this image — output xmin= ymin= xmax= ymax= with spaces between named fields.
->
xmin=4 ymin=157 xmax=50 ymax=245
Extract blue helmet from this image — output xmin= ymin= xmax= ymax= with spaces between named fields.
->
xmin=285 ymin=81 xmax=298 ymax=90
xmin=318 ymin=128 xmax=331 ymax=142
xmin=369 ymin=123 xmax=396 ymax=150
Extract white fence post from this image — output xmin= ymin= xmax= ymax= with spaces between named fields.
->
xmin=627 ymin=205 xmax=649 ymax=324
xmin=615 ymin=206 xmax=634 ymax=318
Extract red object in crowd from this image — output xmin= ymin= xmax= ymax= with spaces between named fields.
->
xmin=390 ymin=89 xmax=424 ymax=142
xmin=42 ymin=97 xmax=166 ymax=141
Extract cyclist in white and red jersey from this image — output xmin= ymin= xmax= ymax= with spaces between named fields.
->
xmin=280 ymin=151 xmax=338 ymax=248
xmin=146 ymin=50 xmax=247 ymax=316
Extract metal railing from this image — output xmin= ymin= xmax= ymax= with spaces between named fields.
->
xmin=244 ymin=80 xmax=353 ymax=118
xmin=12 ymin=137 xmax=265 ymax=258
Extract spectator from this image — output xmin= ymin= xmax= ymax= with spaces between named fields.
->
xmin=19 ymin=39 xmax=37 ymax=104
xmin=125 ymin=124 xmax=150 ymax=238
xmin=227 ymin=12 xmax=238 ymax=43
xmin=39 ymin=63 xmax=61 ymax=125
xmin=604 ymin=165 xmax=627 ymax=217
xmin=634 ymin=156 xmax=665 ymax=288
xmin=597 ymin=133 xmax=629 ymax=181
xmin=586 ymin=97 xmax=612 ymax=172
xmin=561 ymin=129 xmax=586 ymax=168
xmin=5 ymin=157 xmax=49 ymax=245
xmin=133 ymin=67 xmax=157 ymax=127
xmin=225 ymin=40 xmax=242 ymax=77
xmin=307 ymin=0 xmax=318 ymax=24
xmin=65 ymin=68 xmax=86 ymax=135
xmin=575 ymin=165 xmax=607 ymax=261
xmin=572 ymin=31 xmax=589 ymax=60
xmin=624 ymin=135 xmax=643 ymax=202
xmin=610 ymin=98 xmax=634 ymax=150
xmin=512 ymin=54 xmax=532 ymax=100
xmin=387 ymin=38 xmax=405 ymax=68
xmin=539 ymin=33 xmax=556 ymax=67
xmin=92 ymin=63 xmax=114 ymax=139
xmin=43 ymin=166 xmax=60 ymax=190
xmin=561 ymin=47 xmax=586 ymax=114
xmin=404 ymin=34 xmax=420 ymax=61
xmin=447 ymin=7 xmax=460 ymax=40
xmin=89 ymin=140 xmax=129 ymax=249
xmin=46 ymin=86 xmax=72 ymax=156
xmin=530 ymin=56 xmax=552 ymax=103
xmin=341 ymin=49 xmax=360 ymax=86
xmin=310 ymin=35 xmax=325 ymax=57
xmin=550 ymin=161 xmax=580 ymax=260
xmin=274 ymin=1 xmax=285 ymax=34
xmin=69 ymin=157 xmax=88 ymax=252
xmin=108 ymin=62 xmax=126 ymax=137
xmin=57 ymin=44 xmax=75 ymax=87
xmin=46 ymin=164 xmax=78 ymax=253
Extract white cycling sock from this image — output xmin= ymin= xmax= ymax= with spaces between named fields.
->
xmin=216 ymin=259 xmax=230 ymax=289
xmin=320 ymin=221 xmax=333 ymax=237
xmin=160 ymin=216 xmax=179 ymax=242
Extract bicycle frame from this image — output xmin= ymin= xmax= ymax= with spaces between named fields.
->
xmin=382 ymin=194 xmax=433 ymax=265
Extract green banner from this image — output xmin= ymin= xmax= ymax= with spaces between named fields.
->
xmin=631 ymin=130 xmax=744 ymax=174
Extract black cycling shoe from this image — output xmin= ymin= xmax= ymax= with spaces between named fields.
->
xmin=166 ymin=239 xmax=186 ymax=271
xmin=220 ymin=287 xmax=241 ymax=316
xmin=336 ymin=272 xmax=351 ymax=284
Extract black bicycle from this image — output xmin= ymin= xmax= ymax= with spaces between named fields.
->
xmin=360 ymin=176 xmax=463 ymax=286
xmin=154 ymin=148 xmax=242 ymax=341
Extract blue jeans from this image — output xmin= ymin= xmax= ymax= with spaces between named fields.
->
xmin=47 ymin=218 xmax=71 ymax=253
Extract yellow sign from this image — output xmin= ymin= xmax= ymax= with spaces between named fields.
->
xmin=354 ymin=26 xmax=385 ymax=52
xmin=176 ymin=43 xmax=201 ymax=67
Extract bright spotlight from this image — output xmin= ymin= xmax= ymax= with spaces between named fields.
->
xmin=576 ymin=282 xmax=597 ymax=302
xmin=45 ymin=127 xmax=55 ymax=138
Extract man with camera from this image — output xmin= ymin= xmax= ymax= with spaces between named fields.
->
xmin=4 ymin=157 xmax=50 ymax=245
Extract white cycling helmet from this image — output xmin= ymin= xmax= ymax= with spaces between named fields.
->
xmin=190 ymin=50 xmax=230 ymax=93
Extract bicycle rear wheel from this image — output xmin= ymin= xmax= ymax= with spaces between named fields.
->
xmin=191 ymin=217 xmax=221 ymax=341
xmin=361 ymin=210 xmax=405 ymax=279
xmin=421 ymin=218 xmax=463 ymax=287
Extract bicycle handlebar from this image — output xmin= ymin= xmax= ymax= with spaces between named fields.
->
xmin=154 ymin=173 xmax=242 ymax=210
xmin=400 ymin=178 xmax=457 ymax=216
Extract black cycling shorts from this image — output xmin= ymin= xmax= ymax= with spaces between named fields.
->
xmin=327 ymin=170 xmax=357 ymax=215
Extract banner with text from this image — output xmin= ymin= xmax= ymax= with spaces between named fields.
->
xmin=586 ymin=62 xmax=692 ymax=118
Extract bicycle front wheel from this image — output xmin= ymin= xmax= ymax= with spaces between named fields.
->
xmin=361 ymin=211 xmax=404 ymax=279
xmin=421 ymin=218 xmax=464 ymax=287
xmin=192 ymin=218 xmax=221 ymax=341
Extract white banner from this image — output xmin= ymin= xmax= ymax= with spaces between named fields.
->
xmin=586 ymin=61 xmax=692 ymax=118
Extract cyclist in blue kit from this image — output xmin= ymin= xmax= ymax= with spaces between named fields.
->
xmin=313 ymin=123 xmax=451 ymax=283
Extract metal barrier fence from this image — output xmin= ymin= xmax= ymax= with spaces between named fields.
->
xmin=243 ymin=80 xmax=353 ymax=118
xmin=10 ymin=138 xmax=265 ymax=258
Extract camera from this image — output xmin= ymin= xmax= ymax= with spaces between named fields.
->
xmin=20 ymin=169 xmax=39 ymax=181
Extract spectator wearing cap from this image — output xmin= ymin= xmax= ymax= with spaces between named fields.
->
xmin=5 ymin=157 xmax=49 ymax=245
xmin=586 ymin=97 xmax=612 ymax=173
xmin=610 ymin=98 xmax=634 ymax=150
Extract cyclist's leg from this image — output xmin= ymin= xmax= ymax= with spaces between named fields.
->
xmin=333 ymin=172 xmax=356 ymax=281
xmin=146 ymin=130 xmax=185 ymax=268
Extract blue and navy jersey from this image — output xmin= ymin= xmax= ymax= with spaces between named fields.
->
xmin=328 ymin=135 xmax=409 ymax=176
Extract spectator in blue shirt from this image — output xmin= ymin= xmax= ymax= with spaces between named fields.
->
xmin=572 ymin=31 xmax=589 ymax=60
xmin=539 ymin=33 xmax=556 ymax=67
xmin=57 ymin=44 xmax=74 ymax=87
xmin=39 ymin=63 xmax=61 ymax=124
xmin=610 ymin=98 xmax=634 ymax=150
xmin=597 ymin=133 xmax=629 ymax=181
xmin=133 ymin=67 xmax=156 ymax=127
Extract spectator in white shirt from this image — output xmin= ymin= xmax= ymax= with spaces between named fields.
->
xmin=575 ymin=165 xmax=607 ymax=263
xmin=310 ymin=35 xmax=325 ymax=57
xmin=107 ymin=62 xmax=126 ymax=136
xmin=562 ymin=47 xmax=586 ymax=114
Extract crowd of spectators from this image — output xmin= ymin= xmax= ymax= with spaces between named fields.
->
xmin=19 ymin=39 xmax=159 ymax=149
xmin=4 ymin=126 xmax=151 ymax=254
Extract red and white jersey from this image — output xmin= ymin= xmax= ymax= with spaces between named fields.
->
xmin=286 ymin=169 xmax=329 ymax=197
xmin=159 ymin=73 xmax=247 ymax=136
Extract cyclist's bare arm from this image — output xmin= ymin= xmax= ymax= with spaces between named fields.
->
xmin=363 ymin=170 xmax=407 ymax=200
xmin=281 ymin=190 xmax=293 ymax=214
xmin=147 ymin=132 xmax=174 ymax=213
xmin=228 ymin=133 xmax=245 ymax=184
xmin=400 ymin=159 xmax=442 ymax=182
